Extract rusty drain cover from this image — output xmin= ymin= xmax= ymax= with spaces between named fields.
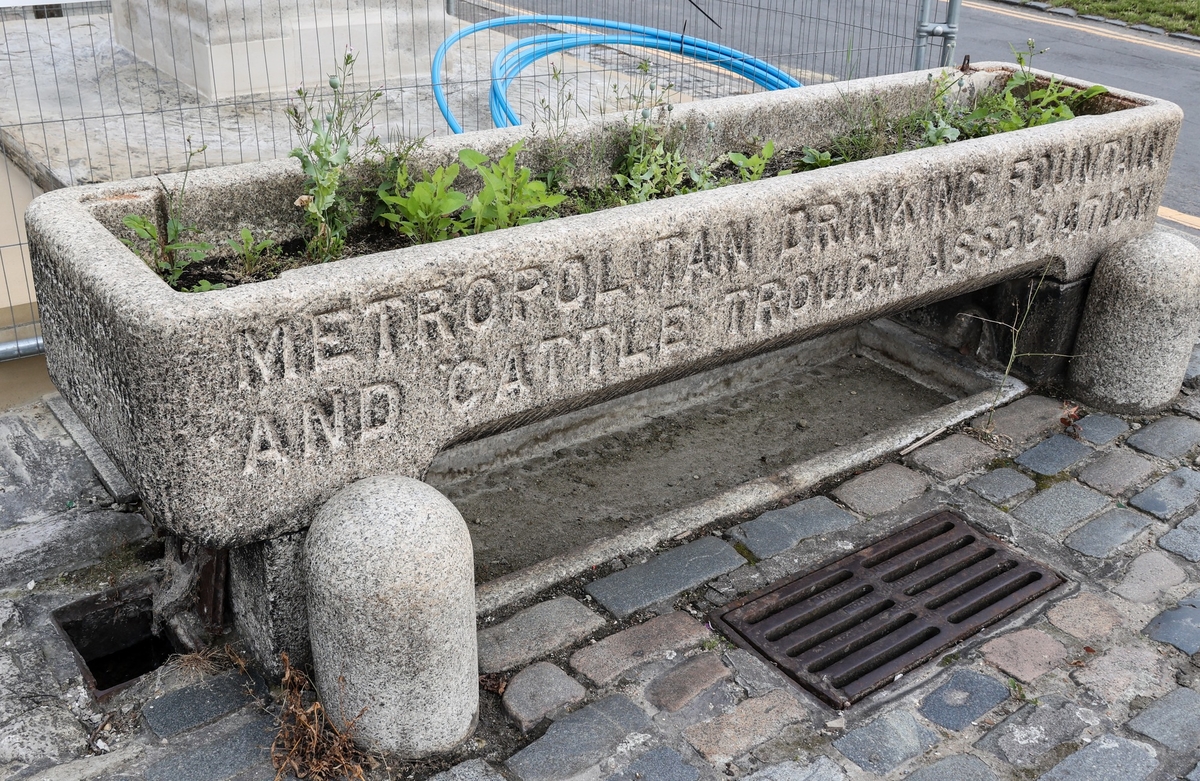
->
xmin=711 ymin=510 xmax=1063 ymax=709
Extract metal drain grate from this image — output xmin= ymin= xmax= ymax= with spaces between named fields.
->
xmin=711 ymin=510 xmax=1063 ymax=709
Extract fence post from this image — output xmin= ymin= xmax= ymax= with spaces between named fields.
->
xmin=913 ymin=0 xmax=962 ymax=70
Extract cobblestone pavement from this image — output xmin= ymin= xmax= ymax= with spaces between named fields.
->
xmin=4 ymin=387 xmax=1200 ymax=780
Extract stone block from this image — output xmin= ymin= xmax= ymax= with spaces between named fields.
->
xmin=729 ymin=496 xmax=858 ymax=560
xmin=430 ymin=759 xmax=507 ymax=781
xmin=1074 ymin=413 xmax=1128 ymax=445
xmin=1189 ymin=762 xmax=1200 ymax=781
xmin=1186 ymin=343 xmax=1200 ymax=388
xmin=918 ymin=670 xmax=1009 ymax=730
xmin=506 ymin=695 xmax=650 ymax=781
xmin=967 ymin=468 xmax=1035 ymax=504
xmin=981 ymin=628 xmax=1066 ymax=682
xmin=974 ymin=696 xmax=1109 ymax=768
xmin=1015 ymin=434 xmax=1093 ymax=476
xmin=906 ymin=755 xmax=996 ymax=781
xmin=684 ymin=689 xmax=807 ymax=763
xmin=570 ymin=612 xmax=710 ymax=686
xmin=1038 ymin=734 xmax=1157 ymax=781
xmin=971 ymin=395 xmax=1066 ymax=444
xmin=832 ymin=710 xmax=938 ymax=775
xmin=724 ymin=649 xmax=789 ymax=696
xmin=905 ymin=434 xmax=996 ymax=480
xmin=1071 ymin=646 xmax=1175 ymax=703
xmin=143 ymin=713 xmax=276 ymax=781
xmin=1158 ymin=511 xmax=1200 ymax=561
xmin=743 ymin=757 xmax=847 ymax=781
xmin=228 ymin=531 xmax=310 ymax=678
xmin=585 ymin=536 xmax=745 ymax=618
xmin=1046 ymin=593 xmax=1122 ymax=640
xmin=606 ymin=747 xmax=698 ymax=781
xmin=645 ymin=653 xmax=732 ymax=713
xmin=1010 ymin=481 xmax=1109 ymax=535
xmin=1114 ymin=550 xmax=1186 ymax=603
xmin=1064 ymin=508 xmax=1154 ymax=558
xmin=1127 ymin=686 xmax=1200 ymax=751
xmin=1143 ymin=587 xmax=1200 ymax=654
xmin=1130 ymin=467 xmax=1200 ymax=518
xmin=831 ymin=463 xmax=929 ymax=516
xmin=1070 ymin=230 xmax=1200 ymax=414
xmin=305 ymin=477 xmax=476 ymax=757
xmin=1127 ymin=416 xmax=1200 ymax=459
xmin=1078 ymin=450 xmax=1155 ymax=495
xmin=501 ymin=662 xmax=586 ymax=733
xmin=142 ymin=671 xmax=260 ymax=739
xmin=478 ymin=597 xmax=606 ymax=674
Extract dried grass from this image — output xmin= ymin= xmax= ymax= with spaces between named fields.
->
xmin=272 ymin=653 xmax=369 ymax=781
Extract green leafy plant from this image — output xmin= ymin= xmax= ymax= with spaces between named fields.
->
xmin=728 ymin=139 xmax=776 ymax=182
xmin=376 ymin=162 xmax=468 ymax=243
xmin=227 ymin=228 xmax=279 ymax=277
xmin=922 ymin=117 xmax=961 ymax=146
xmin=797 ymin=146 xmax=842 ymax=171
xmin=459 ymin=141 xmax=565 ymax=233
xmin=613 ymin=115 xmax=689 ymax=203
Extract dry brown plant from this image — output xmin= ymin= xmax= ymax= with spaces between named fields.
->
xmin=271 ymin=653 xmax=369 ymax=781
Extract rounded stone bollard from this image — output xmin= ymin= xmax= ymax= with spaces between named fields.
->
xmin=304 ymin=475 xmax=477 ymax=756
xmin=1069 ymin=229 xmax=1200 ymax=413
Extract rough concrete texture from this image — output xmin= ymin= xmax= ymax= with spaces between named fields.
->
xmin=981 ymin=628 xmax=1067 ymax=682
xmin=1072 ymin=646 xmax=1175 ymax=707
xmin=501 ymin=662 xmax=585 ymax=733
xmin=1046 ymin=592 xmax=1124 ymax=640
xmin=1113 ymin=550 xmax=1186 ymax=603
xmin=228 ymin=531 xmax=310 ymax=677
xmin=304 ymin=476 xmax=477 ymax=756
xmin=1071 ymin=229 xmax=1200 ymax=413
xmin=1039 ymin=734 xmax=1158 ymax=781
xmin=477 ymin=597 xmax=605 ymax=674
xmin=831 ymin=463 xmax=929 ymax=516
xmin=27 ymin=67 xmax=1181 ymax=547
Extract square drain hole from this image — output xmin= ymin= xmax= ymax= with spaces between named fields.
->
xmin=710 ymin=510 xmax=1064 ymax=709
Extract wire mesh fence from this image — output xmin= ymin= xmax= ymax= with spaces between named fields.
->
xmin=0 ymin=0 xmax=959 ymax=361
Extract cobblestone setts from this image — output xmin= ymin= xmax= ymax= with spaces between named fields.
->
xmin=1015 ymin=433 xmax=1093 ymax=476
xmin=729 ymin=497 xmax=858 ymax=559
xmin=831 ymin=463 xmax=929 ymax=516
xmin=1010 ymin=480 xmax=1109 ymax=534
xmin=967 ymin=467 xmax=1035 ymax=504
xmin=1065 ymin=507 xmax=1154 ymax=558
xmin=1159 ymin=511 xmax=1200 ymax=560
xmin=477 ymin=597 xmax=606 ymax=673
xmin=1130 ymin=468 xmax=1200 ymax=519
xmin=833 ymin=710 xmax=938 ymax=774
xmin=1078 ymin=450 xmax=1155 ymax=495
xmin=585 ymin=536 xmax=744 ymax=618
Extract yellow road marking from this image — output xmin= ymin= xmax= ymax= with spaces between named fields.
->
xmin=1159 ymin=206 xmax=1200 ymax=230
xmin=962 ymin=1 xmax=1200 ymax=58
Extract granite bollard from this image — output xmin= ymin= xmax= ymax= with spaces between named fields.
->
xmin=304 ymin=476 xmax=477 ymax=756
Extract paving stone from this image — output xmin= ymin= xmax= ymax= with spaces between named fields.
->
xmin=1126 ymin=416 xmax=1200 ymax=459
xmin=724 ymin=648 xmax=789 ymax=696
xmin=1015 ymin=434 xmax=1093 ymax=476
xmin=831 ymin=463 xmax=929 ymax=516
xmin=645 ymin=652 xmax=732 ymax=712
xmin=1064 ymin=508 xmax=1154 ymax=558
xmin=1046 ymin=592 xmax=1123 ymax=640
xmin=967 ymin=468 xmax=1035 ymax=505
xmin=975 ymin=696 xmax=1108 ymax=767
xmin=743 ymin=757 xmax=848 ymax=781
xmin=683 ymin=689 xmax=807 ymax=763
xmin=1144 ymin=587 xmax=1200 ymax=654
xmin=430 ymin=759 xmax=508 ymax=781
xmin=972 ymin=395 xmax=1066 ymax=444
xmin=905 ymin=434 xmax=996 ymax=480
xmin=142 ymin=671 xmax=259 ymax=739
xmin=1158 ymin=511 xmax=1200 ymax=561
xmin=1185 ymin=344 xmax=1200 ymax=388
xmin=1010 ymin=481 xmax=1109 ymax=535
xmin=1072 ymin=646 xmax=1175 ymax=703
xmin=981 ymin=628 xmax=1067 ymax=682
xmin=606 ymin=746 xmax=698 ymax=781
xmin=570 ymin=611 xmax=711 ymax=686
xmin=143 ymin=713 xmax=275 ymax=781
xmin=918 ymin=669 xmax=1009 ymax=730
xmin=1039 ymin=734 xmax=1157 ymax=781
xmin=1114 ymin=550 xmax=1186 ymax=603
xmin=1130 ymin=468 xmax=1200 ymax=519
xmin=502 ymin=662 xmax=586 ymax=733
xmin=1176 ymin=393 xmax=1200 ymax=420
xmin=478 ymin=597 xmax=607 ymax=673
xmin=729 ymin=496 xmax=858 ymax=560
xmin=585 ymin=536 xmax=745 ymax=618
xmin=832 ymin=709 xmax=938 ymax=775
xmin=1127 ymin=686 xmax=1200 ymax=751
xmin=906 ymin=755 xmax=996 ymax=781
xmin=506 ymin=695 xmax=651 ymax=781
xmin=1189 ymin=763 xmax=1200 ymax=781
xmin=1078 ymin=450 xmax=1155 ymax=495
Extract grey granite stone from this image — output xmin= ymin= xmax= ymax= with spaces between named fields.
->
xmin=967 ymin=468 xmax=1035 ymax=505
xmin=1115 ymin=550 xmax=1186 ymax=603
xmin=684 ymin=689 xmax=807 ymax=762
xmin=143 ymin=714 xmax=275 ymax=781
xmin=142 ymin=671 xmax=259 ymax=739
xmin=1127 ymin=416 xmax=1200 ymax=459
xmin=571 ymin=612 xmax=711 ymax=686
xmin=228 ymin=531 xmax=310 ymax=678
xmin=1010 ymin=481 xmax=1109 ymax=535
xmin=478 ymin=597 xmax=606 ymax=673
xmin=831 ymin=463 xmax=929 ymax=517
xmin=1159 ymin=512 xmax=1200 ymax=561
xmin=729 ymin=496 xmax=858 ymax=560
xmin=1074 ymin=413 xmax=1128 ymax=444
xmin=1015 ymin=434 xmax=1093 ymax=476
xmin=646 ymin=652 xmax=731 ymax=712
xmin=971 ymin=395 xmax=1067 ymax=444
xmin=507 ymin=695 xmax=651 ymax=781
xmin=606 ymin=747 xmax=698 ymax=781
xmin=1127 ymin=686 xmax=1200 ymax=751
xmin=906 ymin=755 xmax=996 ymax=781
xmin=974 ymin=696 xmax=1108 ymax=768
xmin=502 ymin=662 xmax=586 ymax=733
xmin=1189 ymin=762 xmax=1200 ymax=781
xmin=1038 ymin=734 xmax=1157 ymax=781
xmin=1078 ymin=450 xmax=1155 ymax=495
xmin=1130 ymin=467 xmax=1200 ymax=518
xmin=585 ymin=536 xmax=745 ymax=618
xmin=833 ymin=710 xmax=938 ymax=775
xmin=43 ymin=393 xmax=137 ymax=503
xmin=1144 ymin=588 xmax=1200 ymax=654
xmin=918 ymin=670 xmax=1009 ymax=730
xmin=1064 ymin=508 xmax=1154 ymax=558
xmin=905 ymin=434 xmax=996 ymax=480
xmin=430 ymin=759 xmax=507 ymax=781
xmin=743 ymin=757 xmax=848 ymax=781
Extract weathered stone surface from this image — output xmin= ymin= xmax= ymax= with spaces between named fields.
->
xmin=1071 ymin=230 xmax=1200 ymax=414
xmin=142 ymin=671 xmax=260 ymax=738
xmin=228 ymin=531 xmax=310 ymax=678
xmin=730 ymin=496 xmax=858 ymax=560
xmin=743 ymin=757 xmax=847 ymax=781
xmin=1038 ymin=734 xmax=1157 ymax=781
xmin=906 ymin=755 xmax=996 ymax=781
xmin=1015 ymin=434 xmax=1093 ymax=476
xmin=1078 ymin=450 xmax=1155 ymax=495
xmin=606 ymin=747 xmax=698 ymax=781
xmin=1127 ymin=415 xmax=1200 ymax=458
xmin=1010 ymin=481 xmax=1109 ymax=535
xmin=1074 ymin=413 xmax=1129 ymax=445
xmin=478 ymin=597 xmax=606 ymax=674
xmin=1072 ymin=646 xmax=1175 ymax=703
xmin=506 ymin=695 xmax=650 ymax=781
xmin=1143 ymin=587 xmax=1200 ymax=653
xmin=1114 ymin=550 xmax=1185 ymax=603
xmin=975 ymin=696 xmax=1109 ymax=767
xmin=585 ymin=536 xmax=744 ymax=618
xmin=831 ymin=463 xmax=929 ymax=516
xmin=570 ymin=612 xmax=710 ymax=686
xmin=430 ymin=759 xmax=507 ymax=781
xmin=1047 ymin=592 xmax=1123 ymax=640
xmin=833 ymin=710 xmax=938 ymax=775
xmin=1064 ymin=507 xmax=1154 ymax=558
xmin=724 ymin=648 xmax=789 ymax=696
xmin=305 ymin=476 xmax=477 ymax=756
xmin=967 ymin=467 xmax=1035 ymax=504
xmin=684 ymin=689 xmax=807 ymax=763
xmin=501 ymin=662 xmax=585 ymax=733
xmin=1127 ymin=686 xmax=1200 ymax=751
xmin=24 ymin=744 xmax=145 ymax=781
xmin=646 ymin=653 xmax=732 ymax=712
xmin=1159 ymin=511 xmax=1200 ymax=560
xmin=0 ymin=705 xmax=87 ymax=766
xmin=142 ymin=712 xmax=276 ymax=781
xmin=905 ymin=434 xmax=995 ymax=480
xmin=981 ymin=628 xmax=1067 ymax=682
xmin=1130 ymin=467 xmax=1200 ymax=518
xmin=972 ymin=395 xmax=1066 ymax=444
xmin=918 ymin=670 xmax=1009 ymax=730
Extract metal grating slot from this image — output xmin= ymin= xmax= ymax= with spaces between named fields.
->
xmin=711 ymin=511 xmax=1063 ymax=709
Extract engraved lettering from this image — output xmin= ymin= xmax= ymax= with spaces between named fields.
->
xmin=465 ymin=277 xmax=498 ymax=330
xmin=360 ymin=383 xmax=401 ymax=440
xmin=448 ymin=360 xmax=487 ymax=411
xmin=512 ymin=266 xmax=544 ymax=322
xmin=659 ymin=305 xmax=691 ymax=353
xmin=416 ymin=288 xmax=453 ymax=345
xmin=312 ymin=308 xmax=356 ymax=370
xmin=244 ymin=414 xmax=288 ymax=475
xmin=303 ymin=390 xmax=346 ymax=457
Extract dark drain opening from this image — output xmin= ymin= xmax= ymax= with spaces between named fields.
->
xmin=53 ymin=581 xmax=182 ymax=698
xmin=711 ymin=510 xmax=1064 ymax=709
